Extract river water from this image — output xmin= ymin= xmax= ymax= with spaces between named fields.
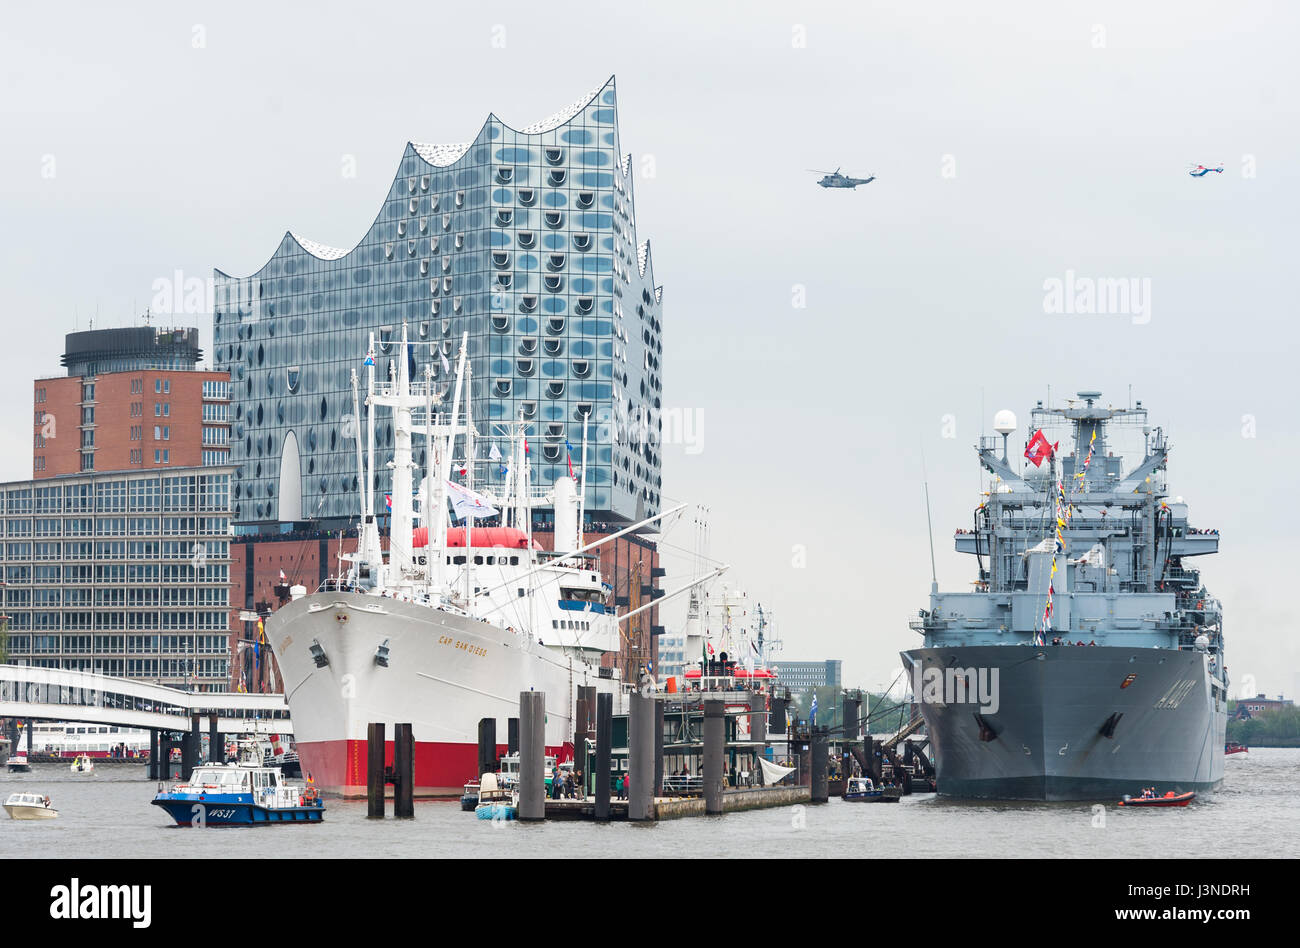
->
xmin=2 ymin=749 xmax=1296 ymax=859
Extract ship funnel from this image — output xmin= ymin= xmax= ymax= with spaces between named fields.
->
xmin=552 ymin=476 xmax=580 ymax=553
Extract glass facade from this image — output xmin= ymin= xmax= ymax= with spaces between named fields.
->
xmin=0 ymin=468 xmax=234 ymax=688
xmin=213 ymin=77 xmax=664 ymax=526
xmin=774 ymin=660 xmax=844 ymax=694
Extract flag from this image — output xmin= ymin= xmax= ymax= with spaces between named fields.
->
xmin=385 ymin=493 xmax=392 ymax=511
xmin=446 ymin=479 xmax=499 ymax=521
xmin=489 ymin=443 xmax=502 ymax=462
xmin=278 ymin=569 xmax=286 ymax=582
xmin=810 ymin=692 xmax=818 ymax=726
xmin=1024 ymin=429 xmax=1058 ymax=467
xmin=363 ymin=348 xmax=375 ymax=367
xmin=440 ymin=348 xmax=450 ymax=373
xmin=565 ymin=440 xmax=575 ymax=478
xmin=452 ymin=459 xmax=468 ymax=477
xmin=524 ymin=437 xmax=530 ymax=455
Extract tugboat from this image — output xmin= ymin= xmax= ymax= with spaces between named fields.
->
xmin=151 ymin=761 xmax=325 ymax=826
xmin=844 ymin=776 xmax=903 ymax=803
xmin=1118 ymin=788 xmax=1196 ymax=808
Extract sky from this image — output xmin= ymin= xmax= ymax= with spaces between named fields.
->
xmin=2 ymin=1 xmax=1297 ymax=697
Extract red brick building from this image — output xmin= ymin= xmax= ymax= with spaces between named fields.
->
xmin=1233 ymin=694 xmax=1295 ymax=720
xmin=33 ymin=327 xmax=231 ymax=477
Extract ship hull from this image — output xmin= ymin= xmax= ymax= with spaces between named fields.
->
xmin=265 ymin=592 xmax=616 ymax=798
xmin=901 ymin=645 xmax=1226 ymax=801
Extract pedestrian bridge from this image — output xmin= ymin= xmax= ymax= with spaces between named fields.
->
xmin=0 ymin=664 xmax=291 ymax=736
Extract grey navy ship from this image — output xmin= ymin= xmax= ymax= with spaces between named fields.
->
xmin=903 ymin=392 xmax=1227 ymax=800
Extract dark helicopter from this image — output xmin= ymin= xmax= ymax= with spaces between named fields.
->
xmin=809 ymin=168 xmax=875 ymax=189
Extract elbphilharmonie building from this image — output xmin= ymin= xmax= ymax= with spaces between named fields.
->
xmin=212 ymin=77 xmax=664 ymax=529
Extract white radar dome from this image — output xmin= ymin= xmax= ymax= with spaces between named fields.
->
xmin=993 ymin=410 xmax=1018 ymax=436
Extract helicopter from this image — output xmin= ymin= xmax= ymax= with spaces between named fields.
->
xmin=1187 ymin=163 xmax=1224 ymax=177
xmin=809 ymin=168 xmax=875 ymax=189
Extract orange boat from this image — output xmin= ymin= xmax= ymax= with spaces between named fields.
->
xmin=1118 ymin=790 xmax=1196 ymax=808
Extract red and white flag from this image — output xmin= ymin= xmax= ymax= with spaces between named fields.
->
xmin=1024 ymin=429 xmax=1059 ymax=468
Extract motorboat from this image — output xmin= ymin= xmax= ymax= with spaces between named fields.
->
xmin=1118 ymin=789 xmax=1196 ymax=808
xmin=474 ymin=772 xmax=517 ymax=821
xmin=70 ymin=755 xmax=95 ymax=775
xmin=7 ymin=754 xmax=31 ymax=774
xmin=460 ymin=779 xmax=480 ymax=811
xmin=844 ymin=776 xmax=902 ymax=803
xmin=151 ymin=762 xmax=325 ymax=826
xmin=4 ymin=792 xmax=58 ymax=820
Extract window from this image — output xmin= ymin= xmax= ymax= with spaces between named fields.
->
xmin=154 ymin=426 xmax=161 ymax=440
xmin=155 ymin=379 xmax=162 ymax=393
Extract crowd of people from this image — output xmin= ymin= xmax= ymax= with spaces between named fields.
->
xmin=548 ymin=764 xmax=582 ymax=800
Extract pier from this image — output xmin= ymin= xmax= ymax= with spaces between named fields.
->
xmin=444 ymin=688 xmax=830 ymax=823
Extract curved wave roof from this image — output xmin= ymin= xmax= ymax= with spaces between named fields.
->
xmin=283 ymin=77 xmax=615 ymax=262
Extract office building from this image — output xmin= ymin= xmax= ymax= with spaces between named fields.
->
xmin=0 ymin=467 xmax=236 ymax=691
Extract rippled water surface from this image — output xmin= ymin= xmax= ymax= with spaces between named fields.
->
xmin=3 ymin=749 xmax=1296 ymax=858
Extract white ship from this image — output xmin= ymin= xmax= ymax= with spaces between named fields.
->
xmin=26 ymin=722 xmax=151 ymax=758
xmin=265 ymin=326 xmax=723 ymax=797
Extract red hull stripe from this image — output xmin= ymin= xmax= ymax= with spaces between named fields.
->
xmin=298 ymin=739 xmax=575 ymax=798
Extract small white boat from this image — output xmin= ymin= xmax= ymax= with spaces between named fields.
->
xmin=7 ymin=754 xmax=31 ymax=774
xmin=474 ymin=772 xmax=518 ymax=821
xmin=70 ymin=754 xmax=95 ymax=775
xmin=4 ymin=792 xmax=59 ymax=820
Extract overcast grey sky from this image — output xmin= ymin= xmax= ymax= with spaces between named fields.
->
xmin=2 ymin=1 xmax=1297 ymax=696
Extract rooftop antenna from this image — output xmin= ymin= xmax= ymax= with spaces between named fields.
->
xmin=994 ymin=409 xmax=1018 ymax=464
xmin=921 ymin=446 xmax=938 ymax=593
